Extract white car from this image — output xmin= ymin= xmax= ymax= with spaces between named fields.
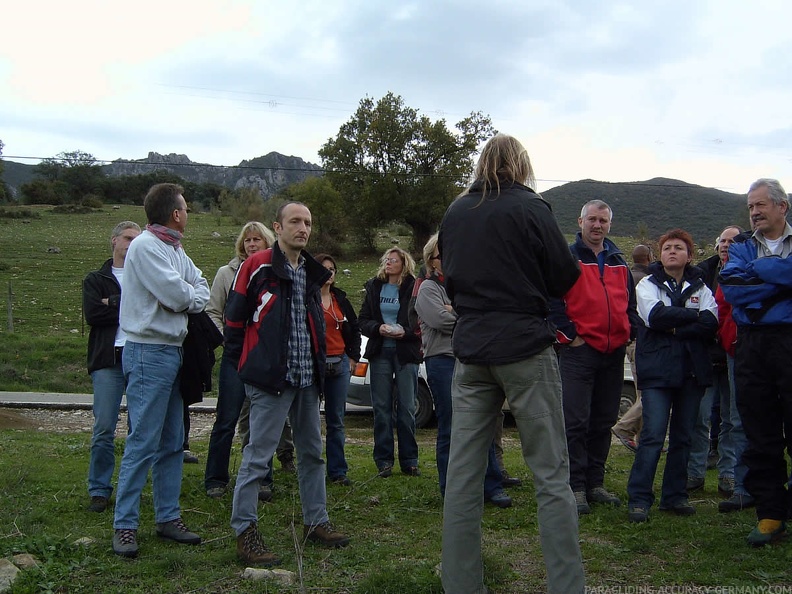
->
xmin=345 ymin=336 xmax=637 ymax=427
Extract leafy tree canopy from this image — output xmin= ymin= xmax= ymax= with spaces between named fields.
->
xmin=319 ymin=92 xmax=494 ymax=253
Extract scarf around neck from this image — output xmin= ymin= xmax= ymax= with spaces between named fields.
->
xmin=147 ymin=224 xmax=182 ymax=249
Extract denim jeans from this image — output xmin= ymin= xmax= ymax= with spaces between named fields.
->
xmin=425 ymin=355 xmax=503 ymax=497
xmin=231 ymin=383 xmax=328 ymax=535
xmin=369 ymin=347 xmax=419 ymax=471
xmin=114 ymin=342 xmax=185 ymax=530
xmin=688 ymin=365 xmax=730 ymax=479
xmin=88 ymin=363 xmax=125 ymax=498
xmin=442 ymin=348 xmax=585 ymax=594
xmin=204 ymin=353 xmax=248 ymax=491
xmin=725 ymin=355 xmax=749 ymax=495
xmin=324 ymin=353 xmax=351 ymax=479
xmin=627 ymin=379 xmax=704 ymax=510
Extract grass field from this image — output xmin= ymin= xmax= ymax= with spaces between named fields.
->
xmin=2 ymin=204 xmax=788 ymax=593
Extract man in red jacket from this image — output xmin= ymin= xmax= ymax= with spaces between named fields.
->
xmin=550 ymin=200 xmax=639 ymax=514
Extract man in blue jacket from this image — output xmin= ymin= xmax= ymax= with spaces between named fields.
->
xmin=550 ymin=200 xmax=639 ymax=514
xmin=720 ymin=178 xmax=792 ymax=546
xmin=83 ymin=221 xmax=140 ymax=513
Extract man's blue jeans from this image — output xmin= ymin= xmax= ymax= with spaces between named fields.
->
xmin=114 ymin=342 xmax=185 ymax=530
xmin=688 ymin=365 xmax=730 ymax=479
xmin=628 ymin=379 xmax=704 ymax=510
xmin=88 ymin=363 xmax=125 ymax=498
xmin=725 ymin=355 xmax=749 ymax=495
xmin=425 ymin=354 xmax=503 ymax=497
xmin=369 ymin=346 xmax=419 ymax=471
xmin=324 ymin=354 xmax=351 ymax=479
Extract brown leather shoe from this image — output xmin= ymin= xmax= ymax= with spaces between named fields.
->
xmin=303 ymin=522 xmax=350 ymax=548
xmin=237 ymin=522 xmax=281 ymax=566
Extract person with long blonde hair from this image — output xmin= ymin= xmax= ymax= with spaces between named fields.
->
xmin=358 ymin=246 xmax=422 ymax=477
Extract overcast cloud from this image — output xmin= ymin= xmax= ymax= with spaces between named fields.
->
xmin=2 ymin=0 xmax=790 ymax=192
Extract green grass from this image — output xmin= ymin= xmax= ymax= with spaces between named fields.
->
xmin=0 ymin=418 xmax=790 ymax=593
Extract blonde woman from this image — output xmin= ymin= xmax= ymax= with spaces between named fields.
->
xmin=358 ymin=247 xmax=422 ymax=477
xmin=204 ymin=222 xmax=283 ymax=499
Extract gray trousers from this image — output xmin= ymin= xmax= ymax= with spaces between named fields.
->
xmin=230 ymin=383 xmax=328 ymax=536
xmin=441 ymin=347 xmax=585 ymax=594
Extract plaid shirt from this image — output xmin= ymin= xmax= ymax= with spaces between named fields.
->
xmin=285 ymin=257 xmax=314 ymax=388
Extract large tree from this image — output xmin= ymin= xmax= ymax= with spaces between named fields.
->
xmin=319 ymin=92 xmax=494 ymax=253
xmin=34 ymin=150 xmax=106 ymax=204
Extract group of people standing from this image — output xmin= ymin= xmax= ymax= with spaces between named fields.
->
xmin=81 ymin=134 xmax=792 ymax=594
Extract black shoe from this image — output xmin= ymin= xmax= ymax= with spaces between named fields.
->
xmin=258 ymin=484 xmax=273 ymax=502
xmin=659 ymin=500 xmax=696 ymax=516
xmin=378 ymin=465 xmax=393 ymax=478
xmin=329 ymin=476 xmax=351 ymax=486
xmin=88 ymin=496 xmax=109 ymax=513
xmin=501 ymin=470 xmax=522 ymax=488
xmin=401 ymin=466 xmax=421 ymax=477
xmin=183 ymin=450 xmax=199 ymax=464
xmin=719 ymin=493 xmax=756 ymax=513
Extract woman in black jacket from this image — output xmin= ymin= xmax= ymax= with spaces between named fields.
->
xmin=315 ymin=253 xmax=362 ymax=486
xmin=358 ymin=247 xmax=422 ymax=477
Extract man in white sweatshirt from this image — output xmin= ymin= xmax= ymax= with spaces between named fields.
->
xmin=112 ymin=183 xmax=210 ymax=558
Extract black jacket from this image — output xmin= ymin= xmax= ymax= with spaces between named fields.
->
xmin=330 ymin=285 xmax=362 ymax=361
xmin=224 ymin=243 xmax=331 ymax=394
xmin=439 ymin=181 xmax=581 ymax=364
xmin=181 ymin=311 xmax=224 ymax=406
xmin=83 ymin=259 xmax=122 ymax=373
xmin=358 ymin=276 xmax=422 ymax=365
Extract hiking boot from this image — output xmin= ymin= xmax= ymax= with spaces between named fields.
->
xmin=573 ymin=491 xmax=591 ymax=515
xmin=237 ymin=522 xmax=281 ymax=566
xmin=113 ymin=529 xmax=139 ymax=558
xmin=659 ymin=499 xmax=696 ymax=516
xmin=88 ymin=496 xmax=109 ymax=512
xmin=258 ymin=484 xmax=273 ymax=503
xmin=747 ymin=519 xmax=787 ymax=547
xmin=501 ymin=469 xmax=522 ymax=488
xmin=206 ymin=485 xmax=227 ymax=499
xmin=303 ymin=522 xmax=350 ymax=548
xmin=686 ymin=476 xmax=705 ymax=492
xmin=156 ymin=518 xmax=201 ymax=544
xmin=401 ymin=466 xmax=421 ymax=477
xmin=587 ymin=486 xmax=621 ymax=507
xmin=280 ymin=458 xmax=296 ymax=474
xmin=485 ymin=490 xmax=513 ymax=508
xmin=717 ymin=476 xmax=735 ymax=497
xmin=719 ymin=493 xmax=756 ymax=513
xmin=628 ymin=506 xmax=649 ymax=523
xmin=378 ymin=465 xmax=393 ymax=478
xmin=183 ymin=450 xmax=199 ymax=464
xmin=329 ymin=476 xmax=351 ymax=486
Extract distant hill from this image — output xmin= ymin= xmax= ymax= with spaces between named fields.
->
xmin=1 ymin=151 xmax=322 ymax=200
xmin=542 ymin=178 xmax=750 ymax=246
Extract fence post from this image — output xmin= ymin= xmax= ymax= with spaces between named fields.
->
xmin=7 ymin=281 xmax=13 ymax=333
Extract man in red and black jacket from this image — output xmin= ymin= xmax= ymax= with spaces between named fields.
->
xmin=549 ymin=199 xmax=639 ymax=514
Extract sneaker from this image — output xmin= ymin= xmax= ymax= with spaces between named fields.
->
xmin=612 ymin=429 xmax=638 ymax=453
xmin=206 ymin=485 xmax=227 ymax=499
xmin=628 ymin=506 xmax=649 ymax=523
xmin=719 ymin=492 xmax=756 ymax=513
xmin=587 ymin=486 xmax=622 ymax=507
xmin=88 ymin=496 xmax=109 ymax=513
xmin=501 ymin=469 xmax=522 ymax=488
xmin=485 ymin=490 xmax=513 ymax=508
xmin=686 ymin=476 xmax=705 ymax=492
xmin=747 ymin=519 xmax=787 ymax=547
xmin=329 ymin=476 xmax=351 ymax=486
xmin=183 ymin=450 xmax=199 ymax=464
xmin=573 ymin=491 xmax=591 ymax=515
xmin=378 ymin=465 xmax=393 ymax=478
xmin=401 ymin=466 xmax=421 ymax=477
xmin=280 ymin=458 xmax=296 ymax=474
xmin=156 ymin=518 xmax=201 ymax=544
xmin=659 ymin=500 xmax=696 ymax=516
xmin=237 ymin=522 xmax=281 ymax=566
xmin=258 ymin=484 xmax=273 ymax=503
xmin=112 ymin=528 xmax=139 ymax=558
xmin=303 ymin=522 xmax=350 ymax=548
xmin=717 ymin=476 xmax=735 ymax=497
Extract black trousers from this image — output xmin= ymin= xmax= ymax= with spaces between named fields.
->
xmin=734 ymin=325 xmax=792 ymax=521
xmin=559 ymin=342 xmax=626 ymax=492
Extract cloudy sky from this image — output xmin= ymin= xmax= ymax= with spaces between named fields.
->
xmin=2 ymin=0 xmax=790 ymax=192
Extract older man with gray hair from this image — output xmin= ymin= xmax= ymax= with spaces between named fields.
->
xmin=720 ymin=178 xmax=792 ymax=546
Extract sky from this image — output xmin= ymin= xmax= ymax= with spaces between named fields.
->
xmin=2 ymin=0 xmax=791 ymax=193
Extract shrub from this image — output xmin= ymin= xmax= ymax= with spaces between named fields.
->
xmin=0 ymin=207 xmax=40 ymax=219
